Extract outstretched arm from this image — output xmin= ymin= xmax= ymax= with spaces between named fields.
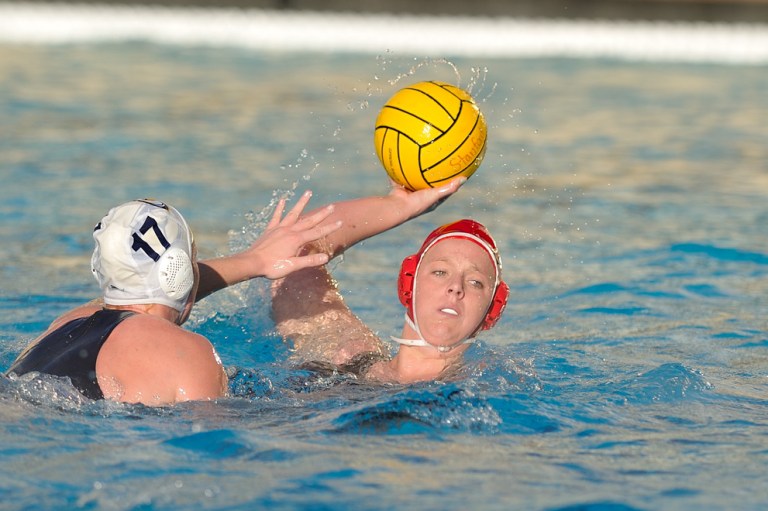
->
xmin=271 ymin=178 xmax=465 ymax=366
xmin=195 ymin=191 xmax=341 ymax=301
xmin=306 ymin=177 xmax=465 ymax=260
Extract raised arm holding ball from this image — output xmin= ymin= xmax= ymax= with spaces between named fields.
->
xmin=271 ymin=81 xmax=505 ymax=383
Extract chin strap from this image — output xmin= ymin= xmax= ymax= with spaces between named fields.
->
xmin=390 ymin=313 xmax=475 ymax=353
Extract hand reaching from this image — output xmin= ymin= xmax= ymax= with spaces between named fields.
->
xmin=246 ymin=190 xmax=342 ymax=280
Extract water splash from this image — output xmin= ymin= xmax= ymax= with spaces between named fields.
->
xmin=228 ymin=149 xmax=322 ymax=256
xmin=370 ymin=55 xmax=474 ymax=93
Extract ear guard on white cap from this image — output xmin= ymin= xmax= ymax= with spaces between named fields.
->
xmin=157 ymin=246 xmax=194 ymax=299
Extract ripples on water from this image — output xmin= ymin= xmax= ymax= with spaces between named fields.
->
xmin=0 ymin=42 xmax=767 ymax=510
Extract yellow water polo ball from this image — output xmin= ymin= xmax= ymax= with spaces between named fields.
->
xmin=374 ymin=80 xmax=487 ymax=191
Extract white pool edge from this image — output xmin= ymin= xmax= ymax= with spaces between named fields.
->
xmin=1 ymin=2 xmax=767 ymax=63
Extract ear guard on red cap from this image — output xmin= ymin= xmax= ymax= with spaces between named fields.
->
xmin=398 ymin=256 xmax=509 ymax=330
xmin=397 ymin=219 xmax=509 ymax=331
xmin=397 ymin=254 xmax=419 ymax=309
xmin=483 ymin=280 xmax=509 ymax=330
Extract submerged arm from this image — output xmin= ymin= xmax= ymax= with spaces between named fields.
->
xmin=271 ymin=265 xmax=384 ymax=365
xmin=271 ymin=178 xmax=465 ymax=365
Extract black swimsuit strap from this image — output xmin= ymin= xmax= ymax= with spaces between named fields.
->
xmin=6 ymin=309 xmax=136 ymax=400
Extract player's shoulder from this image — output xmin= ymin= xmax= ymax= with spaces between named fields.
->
xmin=46 ymin=301 xmax=102 ymax=331
xmin=114 ymin=313 xmax=210 ymax=350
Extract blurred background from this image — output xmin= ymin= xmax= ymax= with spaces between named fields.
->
xmin=7 ymin=0 xmax=768 ymax=22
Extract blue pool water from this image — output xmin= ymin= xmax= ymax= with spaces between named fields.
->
xmin=1 ymin=24 xmax=767 ymax=511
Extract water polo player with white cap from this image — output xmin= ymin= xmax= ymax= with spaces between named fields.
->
xmin=91 ymin=199 xmax=197 ymax=319
xmin=5 ymin=193 xmax=341 ymax=406
xmin=271 ymin=176 xmax=506 ymax=383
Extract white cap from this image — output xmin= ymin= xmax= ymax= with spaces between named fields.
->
xmin=91 ymin=199 xmax=195 ymax=312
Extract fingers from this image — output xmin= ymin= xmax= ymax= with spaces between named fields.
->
xmin=421 ymin=176 xmax=465 ymax=199
xmin=265 ymin=251 xmax=332 ymax=279
xmin=289 ymin=216 xmax=340 ymax=250
xmin=294 ymin=203 xmax=335 ymax=231
xmin=411 ymin=176 xmax=466 ymax=214
xmin=282 ymin=190 xmax=313 ymax=225
xmin=266 ymin=190 xmax=318 ymax=232
xmin=310 ymin=219 xmax=342 ymax=240
xmin=288 ymin=252 xmax=331 ymax=272
xmin=266 ymin=198 xmax=287 ymax=230
xmin=439 ymin=176 xmax=467 ymax=195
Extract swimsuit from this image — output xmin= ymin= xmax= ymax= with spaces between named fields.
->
xmin=5 ymin=309 xmax=135 ymax=400
xmin=298 ymin=351 xmax=390 ymax=379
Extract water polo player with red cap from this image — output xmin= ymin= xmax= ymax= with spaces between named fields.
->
xmin=271 ymin=177 xmax=509 ymax=383
xmin=394 ymin=218 xmax=510 ymax=353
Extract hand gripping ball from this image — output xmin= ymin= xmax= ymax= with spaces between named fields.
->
xmin=374 ymin=81 xmax=487 ymax=191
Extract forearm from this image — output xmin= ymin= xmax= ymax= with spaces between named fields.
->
xmin=318 ymin=195 xmax=413 ymax=258
xmin=312 ymin=178 xmax=465 ymax=259
xmin=196 ymin=253 xmax=255 ymax=301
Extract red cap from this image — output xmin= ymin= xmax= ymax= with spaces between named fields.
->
xmin=397 ymin=219 xmax=509 ymax=331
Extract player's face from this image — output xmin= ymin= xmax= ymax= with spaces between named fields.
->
xmin=412 ymin=238 xmax=495 ymax=348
